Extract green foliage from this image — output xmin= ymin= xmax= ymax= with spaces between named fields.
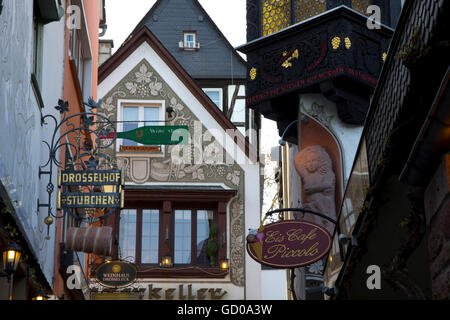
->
xmin=206 ymin=223 xmax=219 ymax=267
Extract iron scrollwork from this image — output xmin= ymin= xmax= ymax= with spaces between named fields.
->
xmin=38 ymin=98 xmax=118 ymax=238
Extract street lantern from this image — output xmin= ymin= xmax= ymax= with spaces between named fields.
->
xmin=1 ymin=241 xmax=22 ymax=300
xmin=160 ymin=255 xmax=173 ymax=268
xmin=32 ymin=289 xmax=49 ymax=301
xmin=2 ymin=241 xmax=22 ymax=275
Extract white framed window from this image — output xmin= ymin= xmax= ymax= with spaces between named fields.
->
xmin=117 ymin=100 xmax=165 ymax=154
xmin=228 ymin=85 xmax=246 ymax=123
xmin=203 ymin=88 xmax=223 ymax=110
xmin=183 ymin=32 xmax=196 ymax=48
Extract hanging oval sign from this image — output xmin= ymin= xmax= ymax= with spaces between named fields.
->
xmin=246 ymin=220 xmax=332 ymax=268
xmin=95 ymin=260 xmax=137 ymax=288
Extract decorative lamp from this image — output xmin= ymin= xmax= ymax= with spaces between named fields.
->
xmin=220 ymin=258 xmax=229 ymax=271
xmin=32 ymin=289 xmax=49 ymax=300
xmin=160 ymin=255 xmax=173 ymax=268
xmin=2 ymin=241 xmax=22 ymax=275
xmin=1 ymin=241 xmax=22 ymax=300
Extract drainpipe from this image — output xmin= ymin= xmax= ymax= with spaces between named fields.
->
xmin=99 ymin=23 xmax=107 ymax=37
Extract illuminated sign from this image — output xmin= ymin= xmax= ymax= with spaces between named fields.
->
xmin=95 ymin=260 xmax=137 ymax=288
xmin=246 ymin=220 xmax=332 ymax=268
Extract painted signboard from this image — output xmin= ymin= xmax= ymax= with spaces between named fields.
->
xmin=95 ymin=260 xmax=138 ymax=288
xmin=58 ymin=192 xmax=123 ymax=209
xmin=246 ymin=220 xmax=332 ymax=268
xmin=57 ymin=169 xmax=124 ymax=209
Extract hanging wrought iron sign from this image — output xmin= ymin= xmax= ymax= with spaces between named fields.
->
xmin=95 ymin=260 xmax=138 ymax=288
xmin=246 ymin=220 xmax=332 ymax=268
xmin=38 ymin=98 xmax=178 ymax=239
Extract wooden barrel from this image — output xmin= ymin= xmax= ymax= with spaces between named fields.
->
xmin=66 ymin=227 xmax=112 ymax=256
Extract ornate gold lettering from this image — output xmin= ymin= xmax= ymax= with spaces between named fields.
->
xmin=209 ymin=288 xmax=227 ymax=300
xmin=264 ymin=242 xmax=321 ymax=260
xmin=165 ymin=288 xmax=175 ymax=300
xmin=286 ymin=228 xmax=317 ymax=244
xmin=197 ymin=288 xmax=208 ymax=300
xmin=188 ymin=284 xmax=195 ymax=300
xmin=148 ymin=285 xmax=162 ymax=299
xmin=265 ymin=230 xmax=284 ymax=243
xmin=179 ymin=285 xmax=186 ymax=300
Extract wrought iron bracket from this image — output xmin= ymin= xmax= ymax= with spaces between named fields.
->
xmin=38 ymin=98 xmax=118 ymax=239
xmin=265 ymin=207 xmax=337 ymax=225
xmin=38 ymin=98 xmax=178 ymax=239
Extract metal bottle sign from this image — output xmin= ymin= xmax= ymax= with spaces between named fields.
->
xmin=95 ymin=260 xmax=137 ymax=288
xmin=100 ymin=125 xmax=189 ymax=145
xmin=246 ymin=220 xmax=332 ymax=268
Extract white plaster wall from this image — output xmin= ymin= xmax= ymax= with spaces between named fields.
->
xmin=0 ymin=0 xmax=66 ymax=286
xmin=99 ymin=41 xmax=262 ymax=299
xmin=261 ymin=269 xmax=288 ymax=300
xmin=242 ymin=163 xmax=262 ymax=299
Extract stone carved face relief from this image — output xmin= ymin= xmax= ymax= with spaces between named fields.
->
xmin=304 ymin=152 xmax=321 ymax=174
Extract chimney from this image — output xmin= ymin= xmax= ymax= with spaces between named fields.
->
xmin=98 ymin=39 xmax=114 ymax=66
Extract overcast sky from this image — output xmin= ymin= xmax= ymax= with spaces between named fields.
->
xmin=104 ymin=0 xmax=247 ymax=53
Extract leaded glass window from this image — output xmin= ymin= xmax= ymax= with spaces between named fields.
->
xmin=352 ymin=0 xmax=371 ymax=16
xmin=261 ymin=0 xmax=291 ymax=36
xmin=294 ymin=0 xmax=327 ymax=23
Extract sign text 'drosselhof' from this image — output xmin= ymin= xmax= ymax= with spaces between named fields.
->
xmin=57 ymin=169 xmax=124 ymax=209
xmin=246 ymin=220 xmax=332 ymax=268
xmin=59 ymin=169 xmax=123 ymax=186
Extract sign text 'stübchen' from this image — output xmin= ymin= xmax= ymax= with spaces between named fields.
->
xmin=58 ymin=192 xmax=122 ymax=209
xmin=246 ymin=220 xmax=332 ymax=268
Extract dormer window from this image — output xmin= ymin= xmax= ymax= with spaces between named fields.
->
xmin=179 ymin=31 xmax=200 ymax=50
xmin=184 ymin=32 xmax=195 ymax=48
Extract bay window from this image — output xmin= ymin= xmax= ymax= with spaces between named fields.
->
xmin=112 ymin=189 xmax=236 ymax=278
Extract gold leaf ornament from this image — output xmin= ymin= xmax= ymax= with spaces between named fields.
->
xmin=250 ymin=67 xmax=257 ymax=80
xmin=344 ymin=37 xmax=352 ymax=49
xmin=331 ymin=36 xmax=341 ymax=50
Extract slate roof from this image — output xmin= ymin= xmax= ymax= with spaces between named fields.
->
xmin=127 ymin=0 xmax=247 ymax=80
